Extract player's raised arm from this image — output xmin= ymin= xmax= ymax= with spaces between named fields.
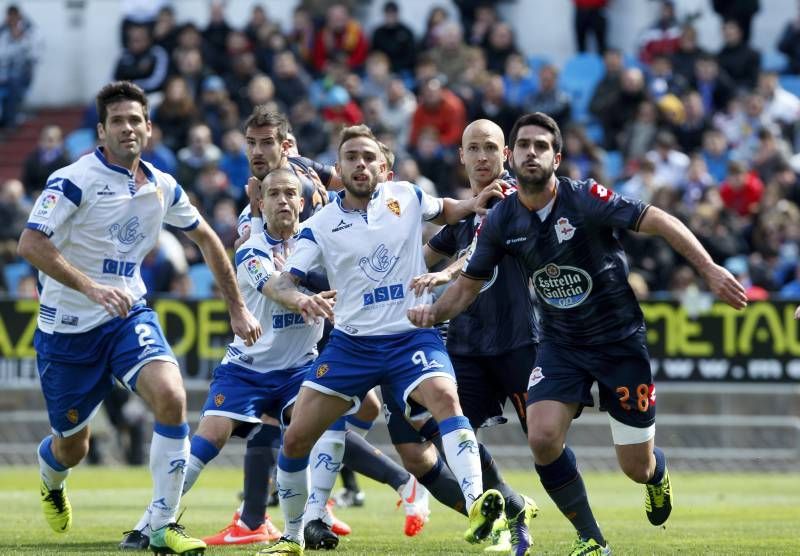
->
xmin=185 ymin=219 xmax=262 ymax=345
xmin=637 ymin=205 xmax=748 ymax=309
xmin=18 ymin=228 xmax=133 ymax=317
xmin=431 ymin=181 xmax=504 ymax=225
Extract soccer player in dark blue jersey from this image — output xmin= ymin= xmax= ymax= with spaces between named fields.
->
xmin=409 ymin=112 xmax=748 ymax=556
xmin=408 ymin=119 xmax=539 ymax=555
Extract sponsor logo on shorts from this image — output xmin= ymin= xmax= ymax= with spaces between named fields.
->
xmin=386 ymin=198 xmax=401 ymax=216
xmin=532 ymin=263 xmax=593 ymax=309
xmin=316 ymin=363 xmax=329 ymax=378
xmin=214 ymin=393 xmax=225 ymax=407
xmin=66 ymin=408 xmax=79 ymax=424
xmin=528 ymin=367 xmax=544 ymax=389
xmin=60 ymin=314 xmax=79 ymax=326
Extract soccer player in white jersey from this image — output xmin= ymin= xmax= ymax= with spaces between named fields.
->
xmin=18 ymin=81 xmax=261 ymax=556
xmin=258 ymin=125 xmax=506 ymax=555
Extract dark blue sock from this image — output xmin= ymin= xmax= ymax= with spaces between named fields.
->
xmin=535 ymin=446 xmax=605 ymax=545
xmin=418 ymin=456 xmax=468 ymax=516
xmin=479 ymin=443 xmax=523 ymax=518
xmin=647 ymin=447 xmax=666 ymax=485
xmin=241 ymin=424 xmax=281 ymax=530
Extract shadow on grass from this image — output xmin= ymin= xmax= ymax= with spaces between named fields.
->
xmin=0 ymin=541 xmax=118 ymax=553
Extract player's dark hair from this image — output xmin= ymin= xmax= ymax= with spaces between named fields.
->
xmin=243 ymin=106 xmax=289 ymax=142
xmin=509 ymin=112 xmax=562 ymax=154
xmin=95 ymin=81 xmax=149 ymax=126
xmin=337 ymin=124 xmax=379 ymax=154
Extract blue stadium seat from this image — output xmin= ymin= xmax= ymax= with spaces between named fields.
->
xmin=188 ymin=264 xmax=215 ymax=298
xmin=560 ymin=53 xmax=605 ymax=123
xmin=778 ymin=75 xmax=800 ymax=97
xmin=603 ymin=150 xmax=624 ymax=182
xmin=64 ymin=128 xmax=96 ymax=161
xmin=3 ymin=261 xmax=32 ymax=295
xmin=762 ymin=50 xmax=789 ymax=74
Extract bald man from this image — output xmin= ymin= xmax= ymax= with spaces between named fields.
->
xmin=406 ymin=119 xmax=540 ymax=555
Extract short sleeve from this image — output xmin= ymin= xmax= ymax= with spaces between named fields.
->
xmin=582 ymin=180 xmax=650 ymax=231
xmin=164 ymin=183 xmax=201 ymax=231
xmin=25 ymin=176 xmax=83 ymax=237
xmin=237 ymin=206 xmax=252 ymax=238
xmin=428 ymin=224 xmax=458 ymax=257
xmin=285 ymin=226 xmax=323 ymax=280
xmin=413 ymin=184 xmax=443 ymax=221
xmin=234 ymin=245 xmax=274 ymax=293
xmin=462 ymin=210 xmax=506 ymax=280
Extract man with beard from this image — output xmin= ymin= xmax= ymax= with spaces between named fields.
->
xmin=260 ymin=124 xmax=506 ymax=555
xmin=409 ymin=112 xmax=748 ymax=556
xmin=21 ymin=80 xmax=261 ymax=555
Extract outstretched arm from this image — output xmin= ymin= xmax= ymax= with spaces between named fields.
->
xmin=186 ymin=218 xmax=262 ymax=345
xmin=18 ymin=228 xmax=133 ymax=317
xmin=638 ymin=206 xmax=748 ymax=309
xmin=265 ymin=271 xmax=336 ymax=324
xmin=410 ymin=249 xmax=468 ymax=296
xmin=432 ymin=181 xmax=504 ymax=225
xmin=407 ymin=274 xmax=485 ymax=327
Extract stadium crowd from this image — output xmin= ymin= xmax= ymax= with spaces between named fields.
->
xmin=2 ymin=0 xmax=800 ymax=301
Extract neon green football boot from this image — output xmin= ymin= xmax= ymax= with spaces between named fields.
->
xmin=40 ymin=479 xmax=72 ymax=533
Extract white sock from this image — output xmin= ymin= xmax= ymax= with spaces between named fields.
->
xmin=182 ymin=454 xmax=205 ymax=495
xmin=277 ymin=451 xmax=310 ymax=544
xmin=306 ymin=428 xmax=346 ymax=524
xmin=439 ymin=416 xmax=483 ymax=508
xmin=37 ymin=436 xmax=70 ymax=490
xmin=133 ymin=505 xmax=152 ymax=533
xmin=148 ymin=422 xmax=190 ymax=530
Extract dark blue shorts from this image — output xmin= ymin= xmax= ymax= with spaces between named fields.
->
xmin=527 ymin=327 xmax=655 ymax=428
xmin=34 ymin=305 xmax=176 ymax=437
xmin=304 ymin=328 xmax=455 ymax=420
xmin=201 ymin=361 xmax=309 ymax=437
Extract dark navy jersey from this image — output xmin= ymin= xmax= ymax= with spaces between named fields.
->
xmin=429 ymin=192 xmax=538 ymax=356
xmin=289 ymin=156 xmax=333 ymax=221
xmin=464 ymin=176 xmax=649 ymax=345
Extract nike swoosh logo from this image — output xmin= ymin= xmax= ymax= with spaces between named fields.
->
xmin=223 ymin=532 xmax=265 ymax=543
xmin=404 ymin=479 xmax=417 ymax=504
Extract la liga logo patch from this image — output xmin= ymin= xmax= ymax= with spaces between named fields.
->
xmin=34 ymin=192 xmax=60 ymax=218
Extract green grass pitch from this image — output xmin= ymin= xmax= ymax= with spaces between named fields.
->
xmin=1 ymin=466 xmax=798 ymax=555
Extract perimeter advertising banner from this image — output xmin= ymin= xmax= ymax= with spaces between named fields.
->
xmin=1 ymin=299 xmax=799 ymax=385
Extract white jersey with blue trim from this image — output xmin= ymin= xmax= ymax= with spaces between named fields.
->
xmin=25 ymin=148 xmax=200 ymax=334
xmin=286 ymin=180 xmax=443 ymax=336
xmin=225 ymin=230 xmax=323 ymax=372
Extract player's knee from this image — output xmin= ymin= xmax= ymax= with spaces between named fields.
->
xmin=281 ymin=428 xmax=313 ymax=459
xmin=53 ymin=436 xmax=89 ymax=467
xmin=151 ymin=385 xmax=186 ymax=424
xmin=619 ymin=458 xmax=652 ymax=484
xmin=527 ymin=426 xmax=562 ymax=459
xmin=396 ymin=442 xmax=436 ymax=477
xmin=357 ymin=392 xmax=381 ymax=422
xmin=427 ymin=388 xmax=461 ymax=420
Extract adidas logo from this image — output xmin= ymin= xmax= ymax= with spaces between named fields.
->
xmin=332 ymin=219 xmax=352 ymax=232
xmin=97 ymin=184 xmax=114 ymax=196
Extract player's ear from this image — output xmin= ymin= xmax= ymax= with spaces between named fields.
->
xmin=553 ymin=151 xmax=562 ymax=171
xmin=281 ymin=139 xmax=290 ymax=154
xmin=96 ymin=121 xmax=105 ymax=141
xmin=458 ymin=147 xmax=465 ymax=165
xmin=298 ymin=195 xmax=305 ymax=212
xmin=502 ymin=146 xmax=510 ymax=161
xmin=386 ymin=170 xmax=394 ymax=181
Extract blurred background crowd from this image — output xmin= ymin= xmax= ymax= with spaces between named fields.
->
xmin=1 ymin=0 xmax=800 ymax=304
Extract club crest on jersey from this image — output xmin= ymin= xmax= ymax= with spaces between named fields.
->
xmin=34 ymin=192 xmax=60 ymax=218
xmin=590 ymin=182 xmax=613 ymax=202
xmin=316 ymin=363 xmax=329 ymax=378
xmin=554 ymin=217 xmax=576 ymax=244
xmin=214 ymin=393 xmax=225 ymax=407
xmin=386 ymin=198 xmax=401 ymax=216
xmin=66 ymin=408 xmax=79 ymax=424
xmin=532 ymin=263 xmax=593 ymax=309
xmin=528 ymin=367 xmax=545 ymax=389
